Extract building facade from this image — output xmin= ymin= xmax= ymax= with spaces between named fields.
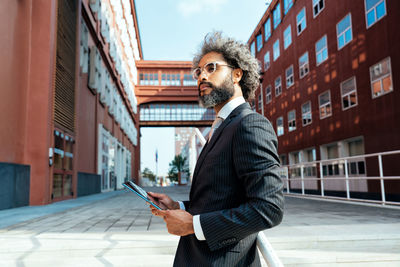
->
xmin=0 ymin=0 xmax=141 ymax=209
xmin=248 ymin=0 xmax=400 ymax=200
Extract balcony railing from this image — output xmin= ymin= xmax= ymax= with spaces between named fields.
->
xmin=279 ymin=150 xmax=400 ymax=206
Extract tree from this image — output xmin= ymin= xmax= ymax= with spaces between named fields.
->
xmin=168 ymin=154 xmax=190 ymax=183
xmin=142 ymin=167 xmax=156 ymax=182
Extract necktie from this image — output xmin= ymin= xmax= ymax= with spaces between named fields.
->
xmin=208 ymin=117 xmax=223 ymax=141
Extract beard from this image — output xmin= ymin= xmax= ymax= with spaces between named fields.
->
xmin=198 ymin=76 xmax=235 ymax=108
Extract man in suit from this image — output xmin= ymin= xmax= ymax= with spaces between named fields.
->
xmin=148 ymin=32 xmax=284 ymax=266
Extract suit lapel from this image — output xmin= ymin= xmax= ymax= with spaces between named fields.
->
xmin=191 ymin=103 xmax=250 ymax=189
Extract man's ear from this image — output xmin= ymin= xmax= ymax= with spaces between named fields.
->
xmin=232 ymin=68 xmax=243 ymax=84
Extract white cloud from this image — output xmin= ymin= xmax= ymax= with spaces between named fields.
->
xmin=177 ymin=0 xmax=228 ymax=17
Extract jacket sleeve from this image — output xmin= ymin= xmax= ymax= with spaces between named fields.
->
xmin=199 ymin=113 xmax=284 ymax=251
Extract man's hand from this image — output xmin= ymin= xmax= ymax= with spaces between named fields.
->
xmin=147 ymin=192 xmax=180 ymax=210
xmin=151 ymin=208 xmax=194 ymax=236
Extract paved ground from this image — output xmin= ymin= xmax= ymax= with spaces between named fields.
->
xmin=0 ymin=186 xmax=399 ymax=266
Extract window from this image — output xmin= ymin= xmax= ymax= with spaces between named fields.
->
xmin=183 ymin=74 xmax=197 ymax=86
xmin=265 ymin=18 xmax=271 ymax=41
xmin=299 ymin=52 xmax=309 ymax=78
xmin=273 ymin=39 xmax=280 ymax=61
xmin=258 ymin=94 xmax=263 ymax=111
xmin=256 ymin=33 xmax=263 ymax=52
xmin=266 ymin=85 xmax=272 ymax=103
xmin=315 ymin=35 xmax=328 ymax=65
xmin=161 ymin=73 xmax=180 ymax=86
xmin=264 ymin=51 xmax=270 ymax=71
xmin=275 ymin=76 xmax=282 ymax=96
xmin=296 ymin=7 xmax=307 ymax=35
xmin=370 ymin=57 xmax=393 ymax=98
xmin=365 ymin=0 xmax=386 ymax=28
xmin=337 ymin=14 xmax=353 ymax=50
xmin=302 ymin=101 xmax=312 ymax=126
xmin=288 ymin=110 xmax=296 ymax=132
xmin=250 ymin=41 xmax=255 ymax=56
xmin=341 ymin=77 xmax=358 ymax=110
xmin=346 ymin=138 xmax=366 ymax=175
xmin=313 ymin=0 xmax=325 ymax=17
xmin=284 ymin=25 xmax=292 ymax=49
xmin=284 ymin=0 xmax=294 ymax=14
xmin=273 ymin=3 xmax=281 ymax=29
xmin=319 ymin=90 xmax=332 ymax=119
xmin=277 ymin=116 xmax=284 ymax=136
xmin=286 ymin=65 xmax=294 ymax=88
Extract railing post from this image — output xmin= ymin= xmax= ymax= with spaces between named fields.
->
xmin=286 ymin=167 xmax=290 ymax=194
xmin=257 ymin=232 xmax=284 ymax=267
xmin=319 ymin=162 xmax=325 ymax=196
xmin=344 ymin=159 xmax=350 ymax=199
xmin=378 ymin=155 xmax=386 ymax=204
xmin=301 ymin=165 xmax=305 ymax=195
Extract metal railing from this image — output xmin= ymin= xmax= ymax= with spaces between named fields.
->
xmin=279 ymin=150 xmax=400 ymax=206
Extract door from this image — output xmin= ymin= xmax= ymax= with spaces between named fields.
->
xmin=52 ymin=129 xmax=74 ymax=201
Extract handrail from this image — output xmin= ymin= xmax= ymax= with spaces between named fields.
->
xmin=279 ymin=150 xmax=400 ymax=206
xmin=257 ymin=232 xmax=283 ymax=267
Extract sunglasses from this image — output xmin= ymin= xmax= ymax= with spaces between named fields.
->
xmin=192 ymin=62 xmax=234 ymax=80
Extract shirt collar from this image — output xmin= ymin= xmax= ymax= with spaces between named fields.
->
xmin=217 ymin=96 xmax=246 ymax=120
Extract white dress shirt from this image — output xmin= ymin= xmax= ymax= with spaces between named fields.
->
xmin=179 ymin=96 xmax=246 ymax=240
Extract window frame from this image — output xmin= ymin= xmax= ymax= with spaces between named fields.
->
xmin=275 ymin=76 xmax=282 ymax=97
xmin=299 ymin=52 xmax=310 ymax=79
xmin=265 ymin=18 xmax=272 ymax=41
xmin=313 ymin=0 xmax=325 ymax=18
xmin=336 ymin=13 xmax=353 ymax=50
xmin=364 ymin=0 xmax=387 ymax=29
xmin=250 ymin=41 xmax=255 ymax=56
xmin=286 ymin=65 xmax=294 ymax=89
xmin=296 ymin=7 xmax=307 ymax=36
xmin=302 ymin=101 xmax=312 ymax=126
xmin=284 ymin=25 xmax=292 ymax=49
xmin=340 ymin=76 xmax=358 ymax=110
xmin=256 ymin=33 xmax=263 ymax=52
xmin=265 ymin=85 xmax=272 ymax=104
xmin=288 ymin=109 xmax=296 ymax=132
xmin=319 ymin=90 xmax=332 ymax=119
xmin=315 ymin=35 xmax=328 ymax=66
xmin=264 ymin=51 xmax=270 ymax=71
xmin=273 ymin=3 xmax=281 ymax=29
xmin=370 ymin=57 xmax=393 ymax=98
xmin=273 ymin=39 xmax=280 ymax=61
xmin=276 ymin=116 xmax=284 ymax=136
xmin=284 ymin=0 xmax=294 ymax=15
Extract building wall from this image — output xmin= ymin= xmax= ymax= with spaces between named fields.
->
xmin=0 ymin=0 xmax=142 ymax=208
xmin=0 ymin=0 xmax=57 ymax=205
xmin=248 ymin=0 xmax=400 ymax=195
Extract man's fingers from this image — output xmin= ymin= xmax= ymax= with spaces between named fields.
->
xmin=147 ymin=192 xmax=164 ymax=199
xmin=152 ymin=209 xmax=167 ymax=217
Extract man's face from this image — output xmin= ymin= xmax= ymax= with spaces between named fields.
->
xmin=196 ymin=52 xmax=235 ymax=108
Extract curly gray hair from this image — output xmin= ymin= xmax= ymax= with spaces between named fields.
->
xmin=193 ymin=31 xmax=260 ymax=100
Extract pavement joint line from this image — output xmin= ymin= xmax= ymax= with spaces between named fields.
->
xmin=285 ymin=194 xmax=400 ymax=210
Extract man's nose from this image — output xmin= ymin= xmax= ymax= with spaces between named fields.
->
xmin=199 ymin=70 xmax=208 ymax=80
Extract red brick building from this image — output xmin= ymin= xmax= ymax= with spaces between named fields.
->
xmin=0 ymin=0 xmax=141 ymax=209
xmin=248 ymin=0 xmax=400 ymax=201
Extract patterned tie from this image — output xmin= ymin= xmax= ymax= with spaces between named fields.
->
xmin=208 ymin=117 xmax=224 ymax=141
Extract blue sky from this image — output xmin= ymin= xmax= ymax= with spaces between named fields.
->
xmin=136 ymin=0 xmax=269 ymax=176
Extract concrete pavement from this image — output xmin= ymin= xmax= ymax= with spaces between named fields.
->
xmin=0 ymin=186 xmax=399 ymax=266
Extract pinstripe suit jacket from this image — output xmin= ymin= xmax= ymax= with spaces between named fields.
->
xmin=174 ymin=103 xmax=284 ymax=267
